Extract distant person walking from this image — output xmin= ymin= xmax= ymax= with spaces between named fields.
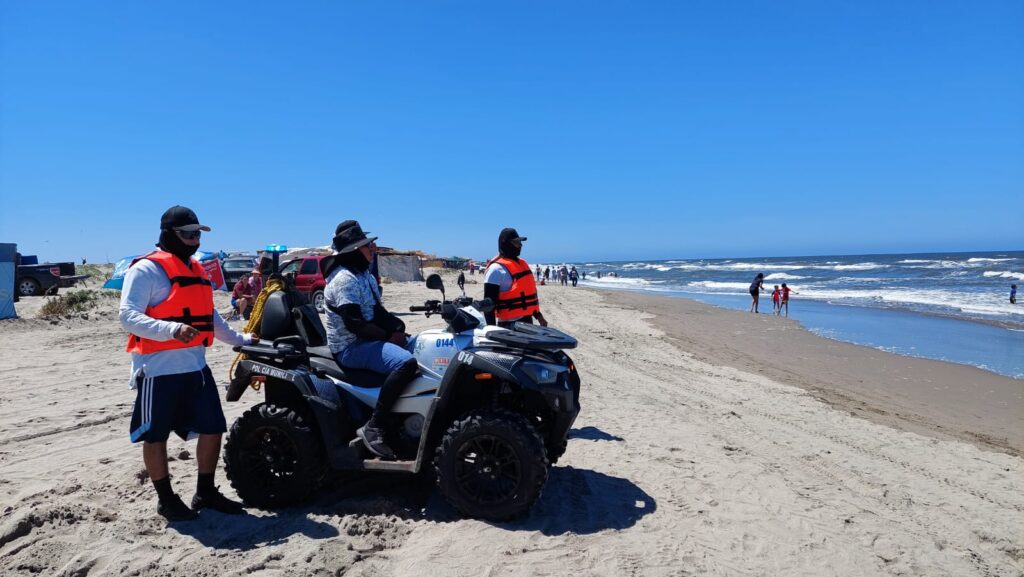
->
xmin=543 ymin=266 xmax=550 ymax=282
xmin=569 ymin=266 xmax=579 ymax=287
xmin=559 ymin=265 xmax=569 ymax=286
xmin=780 ymin=283 xmax=798 ymax=317
xmin=1012 ymin=284 xmax=1018 ymax=304
xmin=771 ymin=285 xmax=781 ymax=315
xmin=535 ymin=265 xmax=541 ymax=280
xmin=749 ymin=273 xmax=766 ymax=313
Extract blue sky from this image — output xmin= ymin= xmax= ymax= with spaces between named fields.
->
xmin=1 ymin=1 xmax=1021 ymax=263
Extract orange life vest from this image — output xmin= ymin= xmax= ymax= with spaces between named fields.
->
xmin=488 ymin=256 xmax=540 ymax=321
xmin=125 ymin=250 xmax=215 ymax=354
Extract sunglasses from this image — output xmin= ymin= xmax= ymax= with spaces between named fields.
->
xmin=174 ymin=229 xmax=202 ymax=240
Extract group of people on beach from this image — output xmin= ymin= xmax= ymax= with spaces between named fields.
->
xmin=534 ymin=264 xmax=580 ymax=287
xmin=119 ymin=206 xmax=556 ymax=520
xmin=749 ymin=272 xmax=798 ymax=316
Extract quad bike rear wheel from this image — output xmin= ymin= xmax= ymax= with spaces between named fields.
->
xmin=434 ymin=409 xmax=549 ymax=521
xmin=224 ymin=403 xmax=326 ymax=508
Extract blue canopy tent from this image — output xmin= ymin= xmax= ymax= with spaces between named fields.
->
xmin=0 ymin=243 xmax=16 ymax=320
xmin=102 ymin=251 xmax=227 ymax=291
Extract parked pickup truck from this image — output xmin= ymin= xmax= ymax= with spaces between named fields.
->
xmin=16 ymin=255 xmax=87 ymax=297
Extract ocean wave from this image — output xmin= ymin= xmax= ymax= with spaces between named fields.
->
xmin=829 ymin=262 xmax=887 ymax=271
xmin=983 ymin=271 xmax=1024 ymax=281
xmin=582 ymin=276 xmax=658 ymax=286
xmin=764 ymin=273 xmax=806 ymax=280
xmin=795 ymin=287 xmax=1024 ymax=318
xmin=968 ymin=258 xmax=1015 ymax=263
xmin=686 ymin=281 xmax=751 ymax=291
xmin=834 ymin=276 xmax=886 ymax=283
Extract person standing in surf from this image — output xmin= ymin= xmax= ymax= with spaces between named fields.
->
xmin=780 ymin=283 xmax=799 ymax=317
xmin=749 ymin=273 xmax=766 ymax=313
xmin=771 ymin=285 xmax=782 ymax=315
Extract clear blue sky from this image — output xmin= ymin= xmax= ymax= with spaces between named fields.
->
xmin=1 ymin=1 xmax=1021 ymax=263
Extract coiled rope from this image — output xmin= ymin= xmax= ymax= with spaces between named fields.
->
xmin=228 ymin=277 xmax=285 ymax=384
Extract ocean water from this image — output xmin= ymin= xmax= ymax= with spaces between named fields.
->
xmin=543 ymin=251 xmax=1024 ymax=379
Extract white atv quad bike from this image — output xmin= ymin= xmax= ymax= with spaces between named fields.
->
xmin=223 ymin=273 xmax=581 ymax=520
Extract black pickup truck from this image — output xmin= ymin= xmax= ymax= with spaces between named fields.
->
xmin=16 ymin=255 xmax=87 ymax=297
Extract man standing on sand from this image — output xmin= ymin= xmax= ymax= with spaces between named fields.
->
xmin=484 ymin=228 xmax=548 ymax=328
xmin=120 ymin=206 xmax=258 ymax=521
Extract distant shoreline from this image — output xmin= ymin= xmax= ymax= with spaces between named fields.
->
xmin=593 ymin=287 xmax=1024 ymax=457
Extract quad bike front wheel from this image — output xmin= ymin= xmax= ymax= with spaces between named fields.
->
xmin=223 ymin=403 xmax=326 ymax=508
xmin=434 ymin=409 xmax=549 ymax=521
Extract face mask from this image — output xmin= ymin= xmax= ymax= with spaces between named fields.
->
xmin=335 ymin=249 xmax=370 ymax=272
xmin=158 ymin=230 xmax=199 ymax=263
xmin=500 ymin=240 xmax=521 ymax=259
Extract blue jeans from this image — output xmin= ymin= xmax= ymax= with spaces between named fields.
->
xmin=337 ymin=337 xmax=414 ymax=375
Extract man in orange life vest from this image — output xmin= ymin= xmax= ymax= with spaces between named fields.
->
xmin=119 ymin=206 xmax=258 ymax=521
xmin=483 ymin=228 xmax=548 ymax=327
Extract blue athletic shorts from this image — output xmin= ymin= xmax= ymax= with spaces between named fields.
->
xmin=129 ymin=366 xmax=227 ymax=443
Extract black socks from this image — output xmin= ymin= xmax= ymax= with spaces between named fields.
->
xmin=152 ymin=476 xmax=175 ymax=502
xmin=197 ymin=472 xmax=216 ymax=496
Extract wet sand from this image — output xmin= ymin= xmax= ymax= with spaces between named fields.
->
xmin=603 ymin=289 xmax=1024 ymax=456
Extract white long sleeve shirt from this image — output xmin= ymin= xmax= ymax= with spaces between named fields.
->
xmin=119 ymin=257 xmax=251 ymax=387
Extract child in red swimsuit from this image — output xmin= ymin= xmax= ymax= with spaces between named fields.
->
xmin=771 ymin=285 xmax=781 ymax=315
xmin=780 ymin=283 xmax=798 ymax=317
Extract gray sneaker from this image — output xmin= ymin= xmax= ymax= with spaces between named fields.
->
xmin=357 ymin=422 xmax=396 ymax=460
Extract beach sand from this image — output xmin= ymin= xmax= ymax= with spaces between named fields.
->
xmin=0 ymin=272 xmax=1021 ymax=576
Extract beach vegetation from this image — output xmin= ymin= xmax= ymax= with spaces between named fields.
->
xmin=37 ymin=290 xmax=108 ymax=318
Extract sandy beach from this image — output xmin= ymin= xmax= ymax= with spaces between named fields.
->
xmin=1 ymin=272 xmax=1022 ymax=576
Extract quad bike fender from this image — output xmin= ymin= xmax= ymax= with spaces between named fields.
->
xmin=414 ymin=350 xmax=513 ymax=466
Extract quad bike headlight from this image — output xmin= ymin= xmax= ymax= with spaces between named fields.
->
xmin=520 ymin=361 xmax=564 ymax=385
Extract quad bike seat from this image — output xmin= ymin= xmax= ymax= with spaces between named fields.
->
xmin=307 ymin=355 xmax=388 ymax=388
xmin=259 ymin=292 xmax=388 ymax=388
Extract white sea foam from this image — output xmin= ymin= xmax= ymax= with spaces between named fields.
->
xmin=765 ymin=273 xmax=806 ymax=280
xmin=983 ymin=271 xmax=1024 ymax=281
xmin=584 ymin=276 xmax=657 ymax=286
xmin=794 ymin=287 xmax=1024 ymax=318
xmin=968 ymin=257 xmax=1015 ymax=263
xmin=834 ymin=276 xmax=886 ymax=283
xmin=829 ymin=262 xmax=887 ymax=271
xmin=686 ymin=281 xmax=752 ymax=291
xmin=898 ymin=259 xmax=933 ymax=264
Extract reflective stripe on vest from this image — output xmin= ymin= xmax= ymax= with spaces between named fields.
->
xmin=125 ymin=250 xmax=216 ymax=354
xmin=488 ymin=256 xmax=541 ymax=321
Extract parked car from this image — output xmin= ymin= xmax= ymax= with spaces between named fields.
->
xmin=273 ymin=254 xmax=381 ymax=314
xmin=279 ymin=256 xmax=328 ymax=313
xmin=16 ymin=254 xmax=86 ymax=297
xmin=222 ymin=255 xmax=258 ymax=286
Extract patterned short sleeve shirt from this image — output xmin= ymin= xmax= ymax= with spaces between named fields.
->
xmin=324 ymin=266 xmax=381 ymax=353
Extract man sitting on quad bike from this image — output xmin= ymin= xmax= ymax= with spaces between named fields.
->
xmin=322 ymin=220 xmax=415 ymax=460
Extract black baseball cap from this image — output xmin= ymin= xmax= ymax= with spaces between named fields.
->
xmin=160 ymin=205 xmax=211 ymax=232
xmin=499 ymin=227 xmax=527 ymax=244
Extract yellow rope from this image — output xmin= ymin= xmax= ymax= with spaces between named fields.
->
xmin=228 ymin=278 xmax=286 ymax=384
